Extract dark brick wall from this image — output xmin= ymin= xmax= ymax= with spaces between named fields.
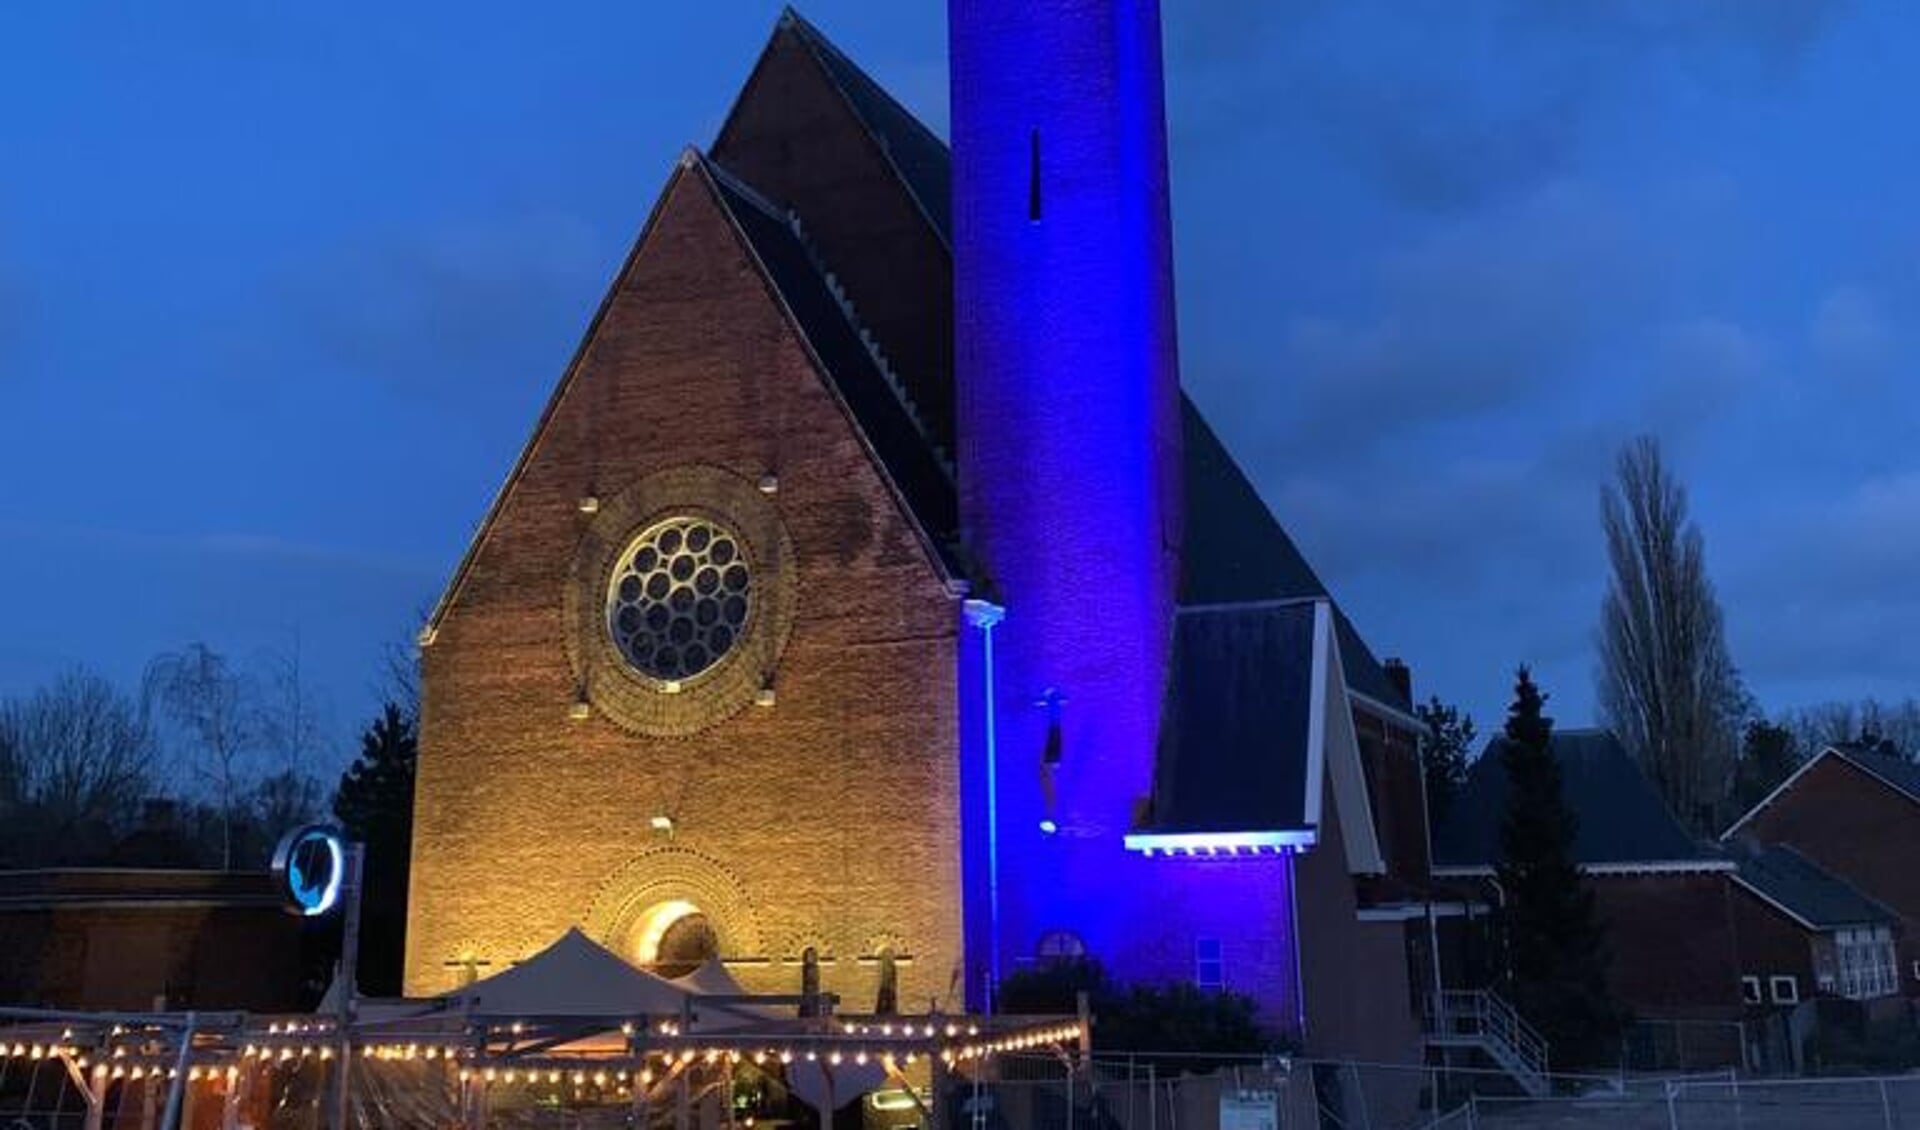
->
xmin=1437 ymin=872 xmax=1745 ymax=1024
xmin=1593 ymin=873 xmax=1744 ymax=1022
xmin=1355 ymin=711 xmax=1430 ymax=887
xmin=0 ymin=880 xmax=305 ymax=1011
xmin=406 ymin=163 xmax=963 ymax=1007
xmin=712 ymin=29 xmax=954 ymax=454
xmin=1296 ymin=773 xmax=1423 ymax=1061
xmin=1741 ymin=756 xmax=1920 ymax=997
xmin=1728 ymin=883 xmax=1816 ymax=1004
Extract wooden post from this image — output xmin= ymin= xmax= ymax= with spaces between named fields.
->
xmin=927 ymin=1055 xmax=949 ymax=1130
xmin=631 ymin=1071 xmax=652 ymax=1130
xmin=465 ymin=1076 xmax=489 ymax=1130
xmin=221 ymin=1068 xmax=247 ymax=1130
xmin=82 ymin=1068 xmax=107 ymax=1130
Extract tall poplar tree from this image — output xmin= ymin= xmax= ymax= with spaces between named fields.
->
xmin=1598 ymin=435 xmax=1747 ymax=835
xmin=1496 ymin=667 xmax=1618 ymax=1069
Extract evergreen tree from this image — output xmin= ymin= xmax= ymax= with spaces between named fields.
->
xmin=1734 ymin=720 xmax=1800 ymax=816
xmin=333 ymin=703 xmax=417 ymax=996
xmin=1495 ymin=667 xmax=1618 ymax=1069
xmin=1417 ymin=695 xmax=1477 ymax=830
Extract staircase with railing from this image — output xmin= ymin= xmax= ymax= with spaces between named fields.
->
xmin=1425 ymin=990 xmax=1551 ymax=1098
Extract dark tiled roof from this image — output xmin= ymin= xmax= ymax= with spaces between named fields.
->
xmin=1831 ymin=744 xmax=1920 ymax=805
xmin=782 ymin=8 xmax=952 ymax=240
xmin=1735 ymin=844 xmax=1894 ymax=931
xmin=1433 ymin=729 xmax=1711 ymax=868
xmin=1178 ymin=401 xmax=1409 ymax=711
xmin=703 ymin=159 xmax=961 ymax=571
xmin=1144 ymin=603 xmax=1318 ymax=834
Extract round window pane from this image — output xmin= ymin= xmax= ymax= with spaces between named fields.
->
xmin=608 ymin=517 xmax=751 ymax=681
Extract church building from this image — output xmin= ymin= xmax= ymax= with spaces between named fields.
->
xmin=406 ymin=2 xmax=1434 ymax=1066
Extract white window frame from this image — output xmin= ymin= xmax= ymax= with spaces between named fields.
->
xmin=1195 ymin=938 xmax=1224 ymax=991
xmin=1835 ymin=927 xmax=1899 ymax=1000
xmin=1741 ymin=976 xmax=1762 ymax=1005
xmin=1770 ymin=975 xmax=1800 ymax=1005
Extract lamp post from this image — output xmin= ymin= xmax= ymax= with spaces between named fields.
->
xmin=271 ymin=825 xmax=364 ymax=1130
xmin=963 ymin=598 xmax=1006 ymax=1014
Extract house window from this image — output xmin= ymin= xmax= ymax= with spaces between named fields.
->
xmin=1911 ymin=960 xmax=1920 ymax=982
xmin=1195 ymin=938 xmax=1224 ymax=990
xmin=1835 ymin=926 xmax=1899 ymax=1000
xmin=1769 ymin=975 xmax=1800 ymax=1005
xmin=1741 ymin=976 xmax=1762 ymax=1005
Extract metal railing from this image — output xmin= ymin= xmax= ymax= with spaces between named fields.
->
xmin=1427 ymin=992 xmax=1550 ymax=1095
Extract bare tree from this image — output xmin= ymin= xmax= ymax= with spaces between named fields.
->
xmin=256 ymin=631 xmax=325 ymax=777
xmin=143 ymin=643 xmax=259 ymax=869
xmin=1598 ymin=436 xmax=1748 ymax=835
xmin=1783 ymin=698 xmax=1920 ymax=759
xmin=370 ymin=608 xmax=428 ymax=724
xmin=0 ymin=668 xmax=152 ymax=863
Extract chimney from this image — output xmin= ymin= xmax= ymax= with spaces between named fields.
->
xmin=1383 ymin=657 xmax=1413 ymax=704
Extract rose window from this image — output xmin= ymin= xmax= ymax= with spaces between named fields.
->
xmin=607 ymin=517 xmax=751 ymax=682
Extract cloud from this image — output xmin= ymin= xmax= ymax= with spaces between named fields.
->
xmin=1165 ymin=0 xmax=1849 ymax=212
xmin=1197 ymin=181 xmax=1650 ymax=468
xmin=0 ymin=520 xmax=437 ymax=579
xmin=1811 ymin=285 xmax=1897 ymax=382
xmin=264 ymin=210 xmax=609 ymax=403
xmin=1643 ymin=317 xmax=1772 ymax=435
xmin=1720 ymin=469 xmax=1920 ymax=700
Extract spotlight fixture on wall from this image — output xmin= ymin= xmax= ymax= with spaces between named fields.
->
xmin=650 ymin=815 xmax=675 ymax=838
xmin=1038 ymin=819 xmax=1058 ymax=836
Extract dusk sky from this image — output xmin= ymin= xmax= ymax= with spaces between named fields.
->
xmin=3 ymin=1 xmax=1916 ymax=776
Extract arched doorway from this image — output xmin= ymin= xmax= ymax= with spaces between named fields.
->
xmin=630 ymin=898 xmax=720 ymax=977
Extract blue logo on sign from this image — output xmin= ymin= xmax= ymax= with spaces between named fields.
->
xmin=272 ymin=825 xmax=346 ymax=917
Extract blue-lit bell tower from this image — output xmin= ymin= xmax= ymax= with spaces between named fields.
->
xmin=951 ymin=0 xmax=1185 ymax=1008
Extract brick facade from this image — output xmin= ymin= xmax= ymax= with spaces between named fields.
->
xmin=1729 ymin=883 xmax=1817 ymax=1006
xmin=1591 ymin=873 xmax=1744 ymax=1022
xmin=405 ymin=163 xmax=964 ymax=1008
xmin=0 ymin=871 xmax=309 ymax=1011
xmin=1736 ymin=755 xmax=1920 ymax=998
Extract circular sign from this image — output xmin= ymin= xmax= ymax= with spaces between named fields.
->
xmin=272 ymin=825 xmax=347 ymax=917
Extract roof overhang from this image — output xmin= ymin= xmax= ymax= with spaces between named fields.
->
xmin=1347 ymin=689 xmax=1426 ymax=734
xmin=1122 ymin=830 xmax=1315 ymax=857
xmin=1432 ymin=860 xmax=1735 ymax=878
xmin=1356 ymin=901 xmax=1487 ymax=922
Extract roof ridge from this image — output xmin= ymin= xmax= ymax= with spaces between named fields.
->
xmin=1832 ymin=743 xmax=1920 ymax=803
xmin=707 ymin=152 xmax=954 ymax=481
xmin=780 ymin=8 xmax=949 ymax=154
xmin=772 ymin=7 xmax=953 ymax=248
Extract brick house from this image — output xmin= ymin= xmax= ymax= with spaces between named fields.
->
xmin=1433 ymin=730 xmax=1745 ymax=1063
xmin=1724 ymin=743 xmax=1920 ymax=1002
xmin=404 ymin=3 xmax=1435 ymax=1081
xmin=1728 ymin=843 xmax=1900 ymax=1013
xmin=0 ymin=869 xmax=312 ymax=1011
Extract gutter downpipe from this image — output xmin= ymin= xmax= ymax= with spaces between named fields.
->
xmin=964 ymin=598 xmax=1007 ymax=1014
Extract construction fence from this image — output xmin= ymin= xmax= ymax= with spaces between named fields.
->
xmin=978 ymin=1055 xmax=1920 ymax=1130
